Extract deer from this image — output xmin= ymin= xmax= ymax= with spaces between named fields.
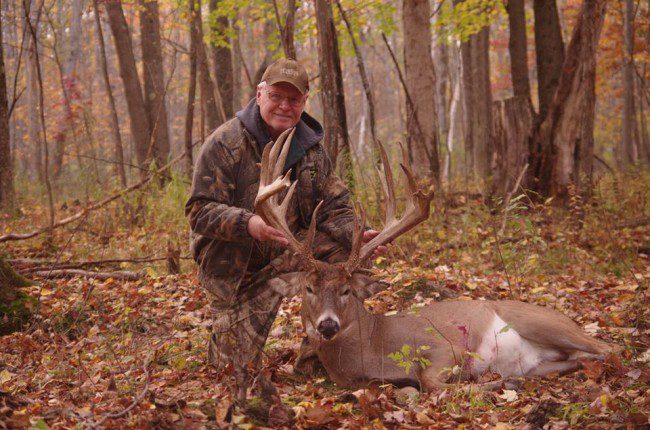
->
xmin=255 ymin=128 xmax=616 ymax=392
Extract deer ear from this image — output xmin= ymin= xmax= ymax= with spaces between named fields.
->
xmin=267 ymin=272 xmax=305 ymax=297
xmin=350 ymin=273 xmax=389 ymax=300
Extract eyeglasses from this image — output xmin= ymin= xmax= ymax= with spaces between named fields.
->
xmin=266 ymin=89 xmax=304 ymax=107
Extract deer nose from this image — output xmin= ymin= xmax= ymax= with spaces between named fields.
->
xmin=317 ymin=318 xmax=340 ymax=340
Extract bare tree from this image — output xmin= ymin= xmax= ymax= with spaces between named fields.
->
xmin=105 ymin=1 xmax=151 ymax=177
xmin=272 ymin=0 xmax=297 ymax=59
xmin=528 ymin=0 xmax=607 ymax=199
xmin=193 ymin=0 xmax=222 ymax=133
xmin=506 ymin=0 xmax=531 ymax=103
xmin=23 ymin=0 xmax=54 ymax=230
xmin=534 ymin=0 xmax=564 ymax=121
xmin=209 ymin=0 xmax=234 ymax=118
xmin=231 ymin=15 xmax=242 ymax=112
xmin=314 ymin=0 xmax=352 ymax=188
xmin=185 ymin=0 xmax=198 ymax=175
xmin=51 ymin=0 xmax=83 ymax=179
xmin=24 ymin=0 xmax=42 ymax=182
xmin=403 ymin=0 xmax=440 ymax=181
xmin=336 ymin=1 xmax=377 ymax=147
xmin=458 ymin=23 xmax=492 ymax=180
xmin=139 ymin=0 xmax=171 ymax=172
xmin=621 ymin=0 xmax=639 ymax=166
xmin=0 ymin=0 xmax=14 ymax=210
xmin=93 ymin=0 xmax=126 ymax=186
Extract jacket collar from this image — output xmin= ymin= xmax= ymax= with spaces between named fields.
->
xmin=236 ymin=98 xmax=324 ymax=173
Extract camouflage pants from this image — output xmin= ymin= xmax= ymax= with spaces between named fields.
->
xmin=201 ymin=232 xmax=348 ymax=401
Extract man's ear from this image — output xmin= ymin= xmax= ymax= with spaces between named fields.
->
xmin=267 ymin=271 xmax=304 ymax=297
xmin=350 ymin=273 xmax=388 ymax=300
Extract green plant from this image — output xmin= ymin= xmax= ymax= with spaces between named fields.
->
xmin=388 ymin=344 xmax=431 ymax=376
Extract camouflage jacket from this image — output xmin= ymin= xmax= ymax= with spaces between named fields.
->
xmin=185 ymin=99 xmax=355 ymax=296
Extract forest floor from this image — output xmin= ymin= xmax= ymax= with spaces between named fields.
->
xmin=0 ymin=173 xmax=648 ymax=429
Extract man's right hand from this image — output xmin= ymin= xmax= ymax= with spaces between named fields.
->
xmin=247 ymin=215 xmax=289 ymax=246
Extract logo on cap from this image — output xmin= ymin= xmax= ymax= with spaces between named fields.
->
xmin=281 ymin=68 xmax=299 ymax=78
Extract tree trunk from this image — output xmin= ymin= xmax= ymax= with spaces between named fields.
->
xmin=185 ymin=0 xmax=199 ymax=176
xmin=432 ymin=3 xmax=450 ymax=177
xmin=0 ymin=255 xmax=36 ymax=335
xmin=193 ymin=0 xmax=222 ymax=133
xmin=209 ymin=0 xmax=234 ymax=118
xmin=0 ymin=5 xmax=14 ymax=211
xmin=273 ymin=0 xmax=297 ymax=59
xmin=24 ymin=0 xmax=55 ymax=231
xmin=336 ymin=1 xmax=377 ymax=147
xmin=105 ymin=1 xmax=151 ymax=176
xmin=621 ymin=0 xmax=639 ymax=166
xmin=25 ymin=0 xmax=42 ymax=183
xmin=506 ymin=0 xmax=531 ymax=103
xmin=93 ymin=0 xmax=126 ymax=187
xmin=533 ymin=0 xmax=564 ymax=121
xmin=139 ymin=0 xmax=171 ymax=172
xmin=528 ymin=0 xmax=607 ymax=200
xmin=231 ymin=17 xmax=242 ymax=112
xmin=403 ymin=0 xmax=440 ymax=181
xmin=313 ymin=0 xmax=353 ymax=189
xmin=458 ymin=18 xmax=492 ymax=181
xmin=51 ymin=0 xmax=83 ymax=180
xmin=490 ymin=96 xmax=533 ymax=197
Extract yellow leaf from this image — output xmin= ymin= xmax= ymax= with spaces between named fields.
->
xmin=531 ymin=286 xmax=546 ymax=294
xmin=40 ymin=287 xmax=54 ymax=296
xmin=0 ymin=369 xmax=14 ymax=384
xmin=138 ymin=286 xmax=152 ymax=295
xmin=599 ymin=394 xmax=609 ymax=408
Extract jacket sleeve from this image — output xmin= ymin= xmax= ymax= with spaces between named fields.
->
xmin=185 ymin=135 xmax=254 ymax=242
xmin=312 ymin=146 xmax=357 ymax=250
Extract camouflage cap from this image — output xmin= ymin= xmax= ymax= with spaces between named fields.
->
xmin=261 ymin=58 xmax=309 ymax=94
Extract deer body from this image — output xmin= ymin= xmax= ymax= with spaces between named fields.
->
xmin=301 ymin=283 xmax=612 ymax=390
xmin=256 ymin=130 xmax=614 ymax=393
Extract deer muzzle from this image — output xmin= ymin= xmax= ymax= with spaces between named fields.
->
xmin=317 ymin=318 xmax=340 ymax=340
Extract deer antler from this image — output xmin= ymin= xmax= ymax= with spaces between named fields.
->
xmin=345 ymin=141 xmax=434 ymax=273
xmin=254 ymin=128 xmax=321 ymax=269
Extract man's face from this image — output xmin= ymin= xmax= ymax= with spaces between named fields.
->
xmin=257 ymin=82 xmax=307 ymax=139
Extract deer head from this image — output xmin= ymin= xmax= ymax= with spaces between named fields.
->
xmin=256 ymin=128 xmax=433 ymax=341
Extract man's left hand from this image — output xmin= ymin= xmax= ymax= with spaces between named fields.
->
xmin=362 ymin=229 xmax=387 ymax=258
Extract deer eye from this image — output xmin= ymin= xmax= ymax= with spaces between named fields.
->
xmin=306 ymin=285 xmax=315 ymax=294
xmin=341 ymin=288 xmax=350 ymax=296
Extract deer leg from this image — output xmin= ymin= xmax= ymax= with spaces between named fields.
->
xmin=419 ymin=351 xmax=459 ymax=392
xmin=527 ymin=360 xmax=582 ymax=377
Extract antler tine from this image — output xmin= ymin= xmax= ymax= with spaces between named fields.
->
xmin=350 ymin=140 xmax=434 ymax=266
xmin=375 ymin=140 xmax=396 ymax=224
xmin=255 ymin=128 xmax=318 ymax=269
xmin=271 ymin=127 xmax=295 ymax=183
xmin=301 ymin=200 xmax=323 ymax=267
xmin=345 ymin=202 xmax=366 ymax=274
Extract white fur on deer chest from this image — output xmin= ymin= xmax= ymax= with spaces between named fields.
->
xmin=471 ymin=314 xmax=558 ymax=377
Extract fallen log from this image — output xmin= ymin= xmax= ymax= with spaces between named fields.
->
xmin=9 ymin=255 xmax=191 ymax=272
xmin=31 ymin=269 xmax=144 ymax=281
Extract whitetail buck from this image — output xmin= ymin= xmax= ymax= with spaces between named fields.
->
xmin=256 ymin=129 xmax=615 ymax=391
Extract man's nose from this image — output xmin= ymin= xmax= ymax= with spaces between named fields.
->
xmin=317 ymin=318 xmax=340 ymax=340
xmin=278 ymin=98 xmax=292 ymax=109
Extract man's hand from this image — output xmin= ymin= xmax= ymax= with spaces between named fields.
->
xmin=247 ymin=215 xmax=289 ymax=246
xmin=362 ymin=229 xmax=387 ymax=258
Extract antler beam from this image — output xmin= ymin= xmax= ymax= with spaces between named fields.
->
xmin=346 ymin=141 xmax=434 ymax=272
xmin=254 ymin=128 xmax=320 ymax=269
